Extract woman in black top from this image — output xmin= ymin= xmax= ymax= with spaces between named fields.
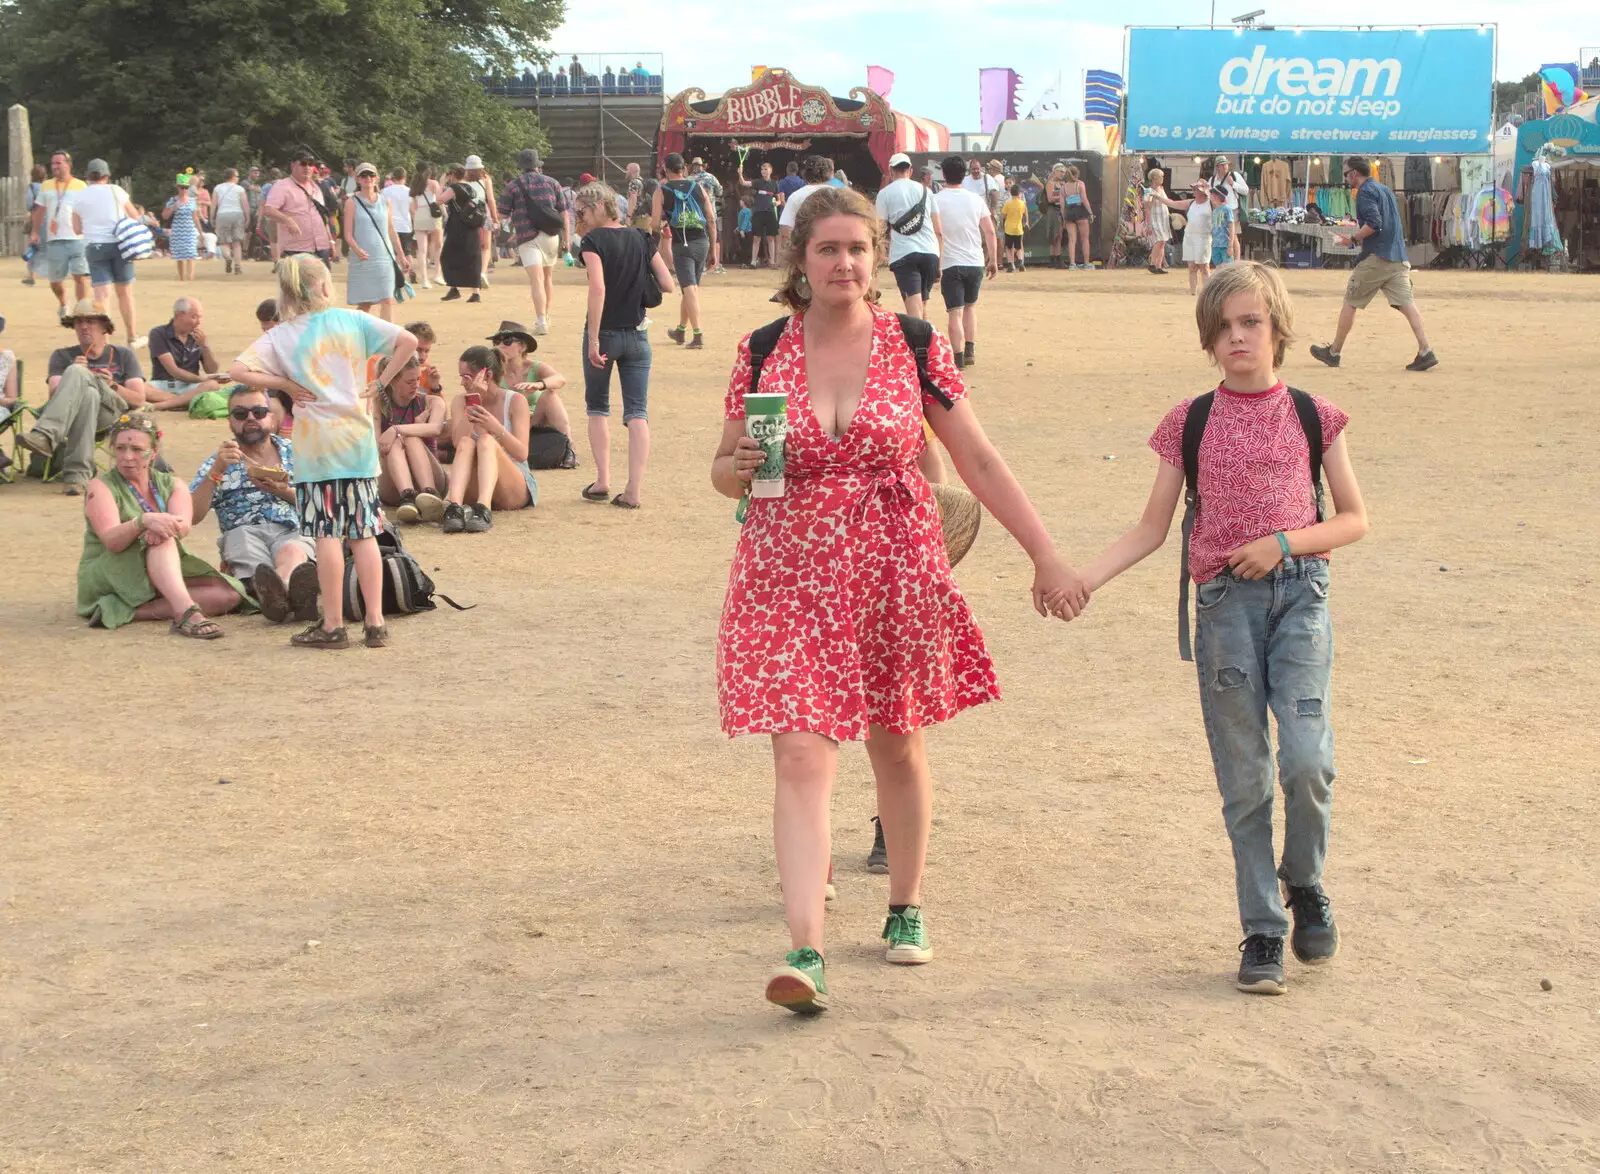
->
xmin=573 ymin=182 xmax=675 ymax=509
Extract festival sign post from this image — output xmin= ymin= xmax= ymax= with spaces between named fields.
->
xmin=1122 ymin=26 xmax=1495 ymax=156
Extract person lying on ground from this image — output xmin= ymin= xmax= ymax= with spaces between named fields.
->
xmin=373 ymin=357 xmax=447 ymax=523
xmin=189 ymin=384 xmax=318 ymax=623
xmin=78 ymin=411 xmax=252 ymax=637
xmin=145 ymin=297 xmax=227 ymax=410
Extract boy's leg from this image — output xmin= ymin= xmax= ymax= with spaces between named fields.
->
xmin=1193 ymin=575 xmax=1288 ymax=940
xmin=350 ymin=536 xmax=384 ymax=629
xmin=314 ymin=536 xmax=345 ymax=629
xmin=1265 ymin=564 xmax=1336 ymax=892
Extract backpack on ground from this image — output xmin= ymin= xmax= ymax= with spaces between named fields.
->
xmin=662 ymin=180 xmax=707 ymax=232
xmin=527 ymin=425 xmax=577 ymax=469
xmin=341 ymin=528 xmax=473 ymax=620
xmin=746 ymin=314 xmax=954 ymax=410
xmin=1177 ymin=388 xmax=1324 ymax=662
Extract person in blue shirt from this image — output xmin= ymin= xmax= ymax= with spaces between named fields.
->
xmin=1310 ymin=158 xmax=1437 ymax=372
xmin=776 ymin=160 xmax=806 ymax=204
xmin=1208 ymin=187 xmax=1234 ymax=269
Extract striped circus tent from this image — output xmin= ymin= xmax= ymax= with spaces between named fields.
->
xmin=894 ymin=111 xmax=950 ymax=153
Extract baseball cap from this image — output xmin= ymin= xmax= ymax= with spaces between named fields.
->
xmin=291 ymin=145 xmax=320 ymax=164
xmin=86 ymin=158 xmax=110 ymax=177
xmin=355 ymin=162 xmax=378 ymax=177
xmin=464 ymin=154 xmax=484 ymax=170
xmin=690 ymin=157 xmax=705 ymax=166
xmin=888 ymin=152 xmax=912 ymax=169
xmin=578 ymin=172 xmax=596 ymax=184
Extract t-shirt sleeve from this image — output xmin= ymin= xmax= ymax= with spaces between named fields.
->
xmin=190 ymin=453 xmax=216 ymax=492
xmin=237 ymin=329 xmax=282 ymax=376
xmin=117 ymin=346 xmax=144 ymax=383
xmin=725 ymin=335 xmax=753 ymax=420
xmin=48 ymin=349 xmax=72 ymax=379
xmin=1314 ymin=396 xmax=1350 ymax=448
xmin=147 ymin=328 xmax=172 ymax=365
xmin=921 ymin=327 xmax=968 ymax=410
xmin=264 ymin=183 xmax=287 ymax=212
xmin=1148 ymin=399 xmax=1196 ymax=469
xmin=360 ymin=313 xmax=406 ymax=357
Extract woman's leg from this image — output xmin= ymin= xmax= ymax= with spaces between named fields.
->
xmin=313 ymin=535 xmax=346 ymax=629
xmin=772 ymin=731 xmax=838 ymax=952
xmin=587 ymin=417 xmax=611 ymax=492
xmin=472 ymin=434 xmax=503 ymax=507
xmin=1188 ymin=261 xmax=1200 ymax=295
xmin=401 ymin=436 xmax=435 ymax=493
xmin=488 ymin=441 xmax=531 ymax=511
xmin=445 ymin=435 xmax=477 ymax=503
xmin=375 ymin=298 xmax=393 ymax=322
xmin=866 ymin=728 xmax=932 ymax=908
xmin=186 ymin=578 xmax=242 ymax=616
xmin=133 ymin=539 xmax=200 ymax=620
xmin=349 ymin=535 xmax=383 ymax=629
xmin=621 ymin=420 xmax=650 ymax=506
xmin=530 ymin=391 xmax=570 ymax=436
xmin=584 ymin=338 xmax=615 ymax=492
xmin=617 ymin=335 xmax=651 ymax=505
xmin=381 ymin=442 xmax=413 ymax=502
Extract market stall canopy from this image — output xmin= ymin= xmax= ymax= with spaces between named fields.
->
xmin=894 ymin=113 xmax=950 ymax=154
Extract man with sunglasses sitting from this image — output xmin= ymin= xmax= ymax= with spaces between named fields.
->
xmin=189 ymin=385 xmax=317 ymax=623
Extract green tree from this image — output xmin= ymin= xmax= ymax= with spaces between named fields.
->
xmin=1495 ymin=71 xmax=1542 ymax=118
xmin=0 ymin=0 xmax=562 ymax=203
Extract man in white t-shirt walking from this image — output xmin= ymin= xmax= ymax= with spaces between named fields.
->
xmin=777 ymin=155 xmax=835 ymax=248
xmin=211 ymin=168 xmax=252 ymax=275
xmin=382 ymin=167 xmax=415 ymax=260
xmin=875 ymin=152 xmax=943 ymax=320
xmin=1213 ymin=155 xmax=1250 ymax=259
xmin=71 ymin=158 xmax=143 ymax=345
xmin=961 ymin=157 xmax=1005 ymax=235
xmin=933 ymin=156 xmax=998 ymax=370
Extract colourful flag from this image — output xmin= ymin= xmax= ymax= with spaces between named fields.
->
xmin=1026 ymin=74 xmax=1061 ymax=120
xmin=979 ymin=68 xmax=1020 ymax=135
xmin=867 ymin=65 xmax=894 ymax=100
xmin=1085 ymin=69 xmax=1123 ymax=124
xmin=1541 ymin=63 xmax=1588 ymax=115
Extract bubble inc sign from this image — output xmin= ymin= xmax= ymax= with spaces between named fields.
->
xmin=1125 ymin=27 xmax=1494 ymax=155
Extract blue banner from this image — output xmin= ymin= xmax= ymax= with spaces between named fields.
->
xmin=1126 ymin=27 xmax=1494 ymax=154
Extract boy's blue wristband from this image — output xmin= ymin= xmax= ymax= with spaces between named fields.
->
xmin=1276 ymin=531 xmax=1292 ymax=560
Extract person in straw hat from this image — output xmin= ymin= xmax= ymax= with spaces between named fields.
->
xmin=710 ymin=186 xmax=1092 ymax=1015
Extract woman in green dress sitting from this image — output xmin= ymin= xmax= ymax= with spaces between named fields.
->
xmin=78 ymin=411 xmax=252 ymax=638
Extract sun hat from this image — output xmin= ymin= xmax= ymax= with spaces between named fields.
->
xmin=62 ymin=298 xmax=115 ymax=333
xmin=464 ymin=154 xmax=484 ymax=170
xmin=355 ymin=162 xmax=378 ymax=177
xmin=931 ymin=482 xmax=982 ymax=568
xmin=518 ymin=148 xmax=540 ymax=170
xmin=488 ymin=319 xmax=537 ymax=352
xmin=888 ymin=152 xmax=912 ymax=169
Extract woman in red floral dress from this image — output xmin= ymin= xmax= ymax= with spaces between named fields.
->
xmin=711 ymin=187 xmax=1091 ymax=1014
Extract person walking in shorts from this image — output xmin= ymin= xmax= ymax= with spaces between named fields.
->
xmin=498 ymin=149 xmax=566 ymax=334
xmin=740 ymin=159 xmax=783 ymax=268
xmin=30 ymin=150 xmax=90 ymax=321
xmin=653 ymin=153 xmax=716 ymax=350
xmin=1311 ymin=159 xmax=1438 ymax=372
xmin=933 ymin=156 xmax=997 ymax=369
xmin=73 ymin=159 xmax=144 ymax=345
xmin=875 ymin=152 xmax=943 ymax=319
xmin=212 ymin=168 xmax=252 ymax=274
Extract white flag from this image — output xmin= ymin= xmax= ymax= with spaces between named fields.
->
xmin=1026 ymin=73 xmax=1061 ymax=120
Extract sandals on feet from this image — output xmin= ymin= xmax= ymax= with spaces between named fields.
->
xmin=290 ymin=623 xmax=350 ymax=650
xmin=171 ymin=604 xmax=224 ymax=640
xmin=611 ymin=494 xmax=640 ymax=510
xmin=582 ymin=483 xmax=610 ymax=502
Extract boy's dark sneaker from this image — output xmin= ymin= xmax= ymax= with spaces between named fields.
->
xmin=963 ymin=341 xmax=975 ymax=366
xmin=1285 ymin=883 xmax=1340 ymax=965
xmin=1309 ymin=344 xmax=1341 ymax=368
xmin=867 ymin=816 xmax=888 ymax=874
xmin=666 ymin=326 xmax=686 ymax=345
xmin=464 ymin=503 xmax=493 ymax=532
xmin=1405 ymin=349 xmax=1439 ymax=372
xmin=953 ymin=352 xmax=966 ymax=371
xmin=1237 ymin=934 xmax=1287 ymax=995
xmin=687 ymin=332 xmax=705 ymax=350
xmin=442 ymin=502 xmax=467 ymax=534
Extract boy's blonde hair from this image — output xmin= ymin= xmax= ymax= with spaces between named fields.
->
xmin=1195 ymin=261 xmax=1296 ymax=368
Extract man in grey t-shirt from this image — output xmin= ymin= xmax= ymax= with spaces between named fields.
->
xmin=874 ymin=153 xmax=944 ymax=319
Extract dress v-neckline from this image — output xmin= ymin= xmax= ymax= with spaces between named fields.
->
xmin=797 ymin=311 xmax=878 ymax=448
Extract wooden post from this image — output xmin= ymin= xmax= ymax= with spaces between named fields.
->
xmin=8 ymin=104 xmax=32 ymax=179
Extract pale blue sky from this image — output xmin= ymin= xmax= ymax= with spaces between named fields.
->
xmin=552 ymin=1 xmax=1600 ymax=131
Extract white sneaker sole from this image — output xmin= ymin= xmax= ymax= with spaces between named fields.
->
xmin=885 ymin=943 xmax=933 ymax=965
xmin=1236 ymin=975 xmax=1287 ymax=995
xmin=414 ymin=493 xmax=446 ymax=524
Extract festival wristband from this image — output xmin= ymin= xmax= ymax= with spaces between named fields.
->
xmin=1276 ymin=531 xmax=1292 ymax=560
xmin=210 ymin=467 xmax=226 ymax=484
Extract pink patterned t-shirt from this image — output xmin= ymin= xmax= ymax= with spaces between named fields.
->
xmin=1150 ymin=382 xmax=1349 ymax=584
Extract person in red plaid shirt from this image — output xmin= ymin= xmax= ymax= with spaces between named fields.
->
xmin=498 ymin=149 xmax=567 ymax=335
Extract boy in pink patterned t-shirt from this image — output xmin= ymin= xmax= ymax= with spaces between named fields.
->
xmin=1078 ymin=262 xmax=1370 ymax=997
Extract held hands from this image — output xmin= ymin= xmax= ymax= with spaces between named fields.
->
xmin=1227 ymin=535 xmax=1286 ymax=580
xmin=141 ymin=512 xmax=185 ymax=543
xmin=1034 ymin=554 xmax=1091 ymax=622
xmin=731 ymin=436 xmax=764 ymax=485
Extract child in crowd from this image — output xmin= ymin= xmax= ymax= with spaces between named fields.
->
xmin=255 ymin=298 xmax=280 ymax=331
xmin=1078 ymin=262 xmax=1369 ymax=996
xmin=405 ymin=320 xmax=442 ymax=394
xmin=1001 ymin=184 xmax=1029 ymax=273
xmin=737 ymin=196 xmax=753 ymax=260
xmin=1208 ymin=186 xmax=1235 ymax=271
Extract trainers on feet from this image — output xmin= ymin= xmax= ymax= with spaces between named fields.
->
xmin=442 ymin=502 xmax=467 ymax=534
xmin=766 ymin=947 xmax=829 ymax=1013
xmin=666 ymin=326 xmax=686 ymax=345
xmin=252 ymin=565 xmax=291 ymax=623
xmin=686 ymin=332 xmax=705 ymax=350
xmin=290 ymin=623 xmax=350 ymax=650
xmin=1406 ymin=349 xmax=1439 ymax=372
xmin=1310 ymin=344 xmax=1341 ymax=368
xmin=464 ymin=503 xmax=493 ymax=532
xmin=1285 ymin=883 xmax=1340 ymax=964
xmin=963 ymin=342 xmax=975 ymax=366
xmin=363 ymin=624 xmax=389 ymax=649
xmin=287 ymin=561 xmax=320 ymax=621
xmin=882 ymin=906 xmax=933 ymax=965
xmin=1237 ymin=934 xmax=1287 ymax=994
xmin=17 ymin=430 xmax=54 ymax=460
xmin=867 ymin=816 xmax=889 ymax=874
xmin=414 ymin=491 xmax=446 ymax=524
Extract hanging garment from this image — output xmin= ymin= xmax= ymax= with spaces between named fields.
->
xmin=1432 ymin=157 xmax=1461 ymax=193
xmin=1528 ymin=159 xmax=1563 ymax=251
xmin=1260 ymin=159 xmax=1293 ymax=208
xmin=1458 ymin=157 xmax=1492 ymax=197
xmin=1406 ymin=156 xmax=1434 ymax=192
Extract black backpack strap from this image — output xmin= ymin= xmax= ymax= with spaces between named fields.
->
xmin=1287 ymin=387 xmax=1325 ymax=522
xmin=745 ymin=316 xmax=792 ymax=395
xmin=1178 ymin=392 xmax=1215 ymax=662
xmin=895 ymin=314 xmax=954 ymax=410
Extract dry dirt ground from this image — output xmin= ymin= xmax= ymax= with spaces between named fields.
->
xmin=2 ymin=254 xmax=1597 ymax=1173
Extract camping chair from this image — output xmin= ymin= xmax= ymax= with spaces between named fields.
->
xmin=0 ymin=359 xmax=27 ymax=483
xmin=6 ymin=360 xmax=112 ymax=483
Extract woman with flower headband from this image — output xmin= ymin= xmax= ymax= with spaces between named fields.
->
xmin=163 ymin=172 xmax=200 ymax=282
xmin=78 ymin=411 xmax=251 ymax=637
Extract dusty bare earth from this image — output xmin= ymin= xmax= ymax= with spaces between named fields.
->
xmin=2 ymin=254 xmax=1598 ymax=1172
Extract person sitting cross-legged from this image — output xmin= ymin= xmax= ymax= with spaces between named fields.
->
xmin=190 ymin=385 xmax=318 ymax=623
xmin=373 ymin=357 xmax=448 ymax=524
xmin=78 ymin=411 xmax=253 ymax=637
xmin=489 ymin=319 xmax=573 ymax=460
xmin=438 ymin=346 xmax=536 ymax=533
xmin=145 ymin=296 xmax=227 ymax=411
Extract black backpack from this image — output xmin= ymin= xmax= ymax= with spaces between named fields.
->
xmin=1177 ymin=388 xmax=1323 ymax=661
xmin=342 ymin=528 xmax=473 ymax=621
xmin=746 ymin=313 xmax=954 ymax=410
xmin=527 ymin=425 xmax=578 ymax=469
xmin=454 ymin=189 xmax=487 ymax=230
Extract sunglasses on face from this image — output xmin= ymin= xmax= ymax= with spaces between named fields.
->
xmin=231 ymin=406 xmax=272 ymax=420
xmin=492 ymin=335 xmax=520 ymax=346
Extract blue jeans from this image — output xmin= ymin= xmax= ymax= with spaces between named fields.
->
xmin=1193 ymin=557 xmax=1335 ymax=939
xmin=583 ymin=327 xmax=651 ymax=422
xmin=86 ymin=241 xmax=135 ymax=286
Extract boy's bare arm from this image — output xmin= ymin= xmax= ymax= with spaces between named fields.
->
xmin=1081 ymin=461 xmax=1185 ymax=591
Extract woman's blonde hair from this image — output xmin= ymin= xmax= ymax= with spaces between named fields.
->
xmin=1195 ymin=261 xmax=1297 ymax=368
xmin=1147 ymin=167 xmax=1165 ymax=185
xmin=276 ymin=254 xmax=332 ymax=319
xmin=774 ymin=186 xmax=884 ymax=312
xmin=573 ymin=181 xmax=619 ymax=223
xmin=1050 ymin=163 xmax=1067 ymax=176
xmin=1064 ymin=164 xmax=1080 ymax=182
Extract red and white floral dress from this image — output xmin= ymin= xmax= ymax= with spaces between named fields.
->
xmin=717 ymin=307 xmax=1001 ymax=742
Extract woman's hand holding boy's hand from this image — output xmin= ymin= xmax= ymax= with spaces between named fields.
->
xmin=1033 ymin=554 xmax=1091 ymax=621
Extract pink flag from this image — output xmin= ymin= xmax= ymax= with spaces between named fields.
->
xmin=979 ymin=68 xmax=1020 ymax=135
xmin=867 ymin=66 xmax=894 ymax=99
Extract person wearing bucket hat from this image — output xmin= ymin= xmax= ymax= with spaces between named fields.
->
xmin=489 ymin=319 xmax=573 ymax=461
xmin=343 ymin=162 xmax=411 ymax=320
xmin=16 ymin=299 xmax=151 ymax=492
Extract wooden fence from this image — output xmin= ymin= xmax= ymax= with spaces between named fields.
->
xmin=0 ymin=176 xmax=28 ymax=257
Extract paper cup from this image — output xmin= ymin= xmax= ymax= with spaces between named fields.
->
xmin=745 ymin=392 xmax=789 ymax=499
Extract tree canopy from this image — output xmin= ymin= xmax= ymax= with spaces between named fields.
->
xmin=0 ymin=0 xmax=562 ymax=200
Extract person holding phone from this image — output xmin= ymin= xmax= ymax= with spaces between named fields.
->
xmin=437 ymin=346 xmax=536 ymax=533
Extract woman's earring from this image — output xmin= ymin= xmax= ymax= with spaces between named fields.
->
xmin=798 ymin=273 xmax=811 ymax=300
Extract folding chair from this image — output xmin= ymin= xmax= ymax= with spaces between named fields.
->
xmin=0 ymin=359 xmax=26 ymax=483
xmin=5 ymin=360 xmax=111 ymax=483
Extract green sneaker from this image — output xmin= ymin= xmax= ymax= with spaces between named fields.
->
xmin=765 ymin=947 xmax=829 ymax=1013
xmin=882 ymin=906 xmax=934 ymax=965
